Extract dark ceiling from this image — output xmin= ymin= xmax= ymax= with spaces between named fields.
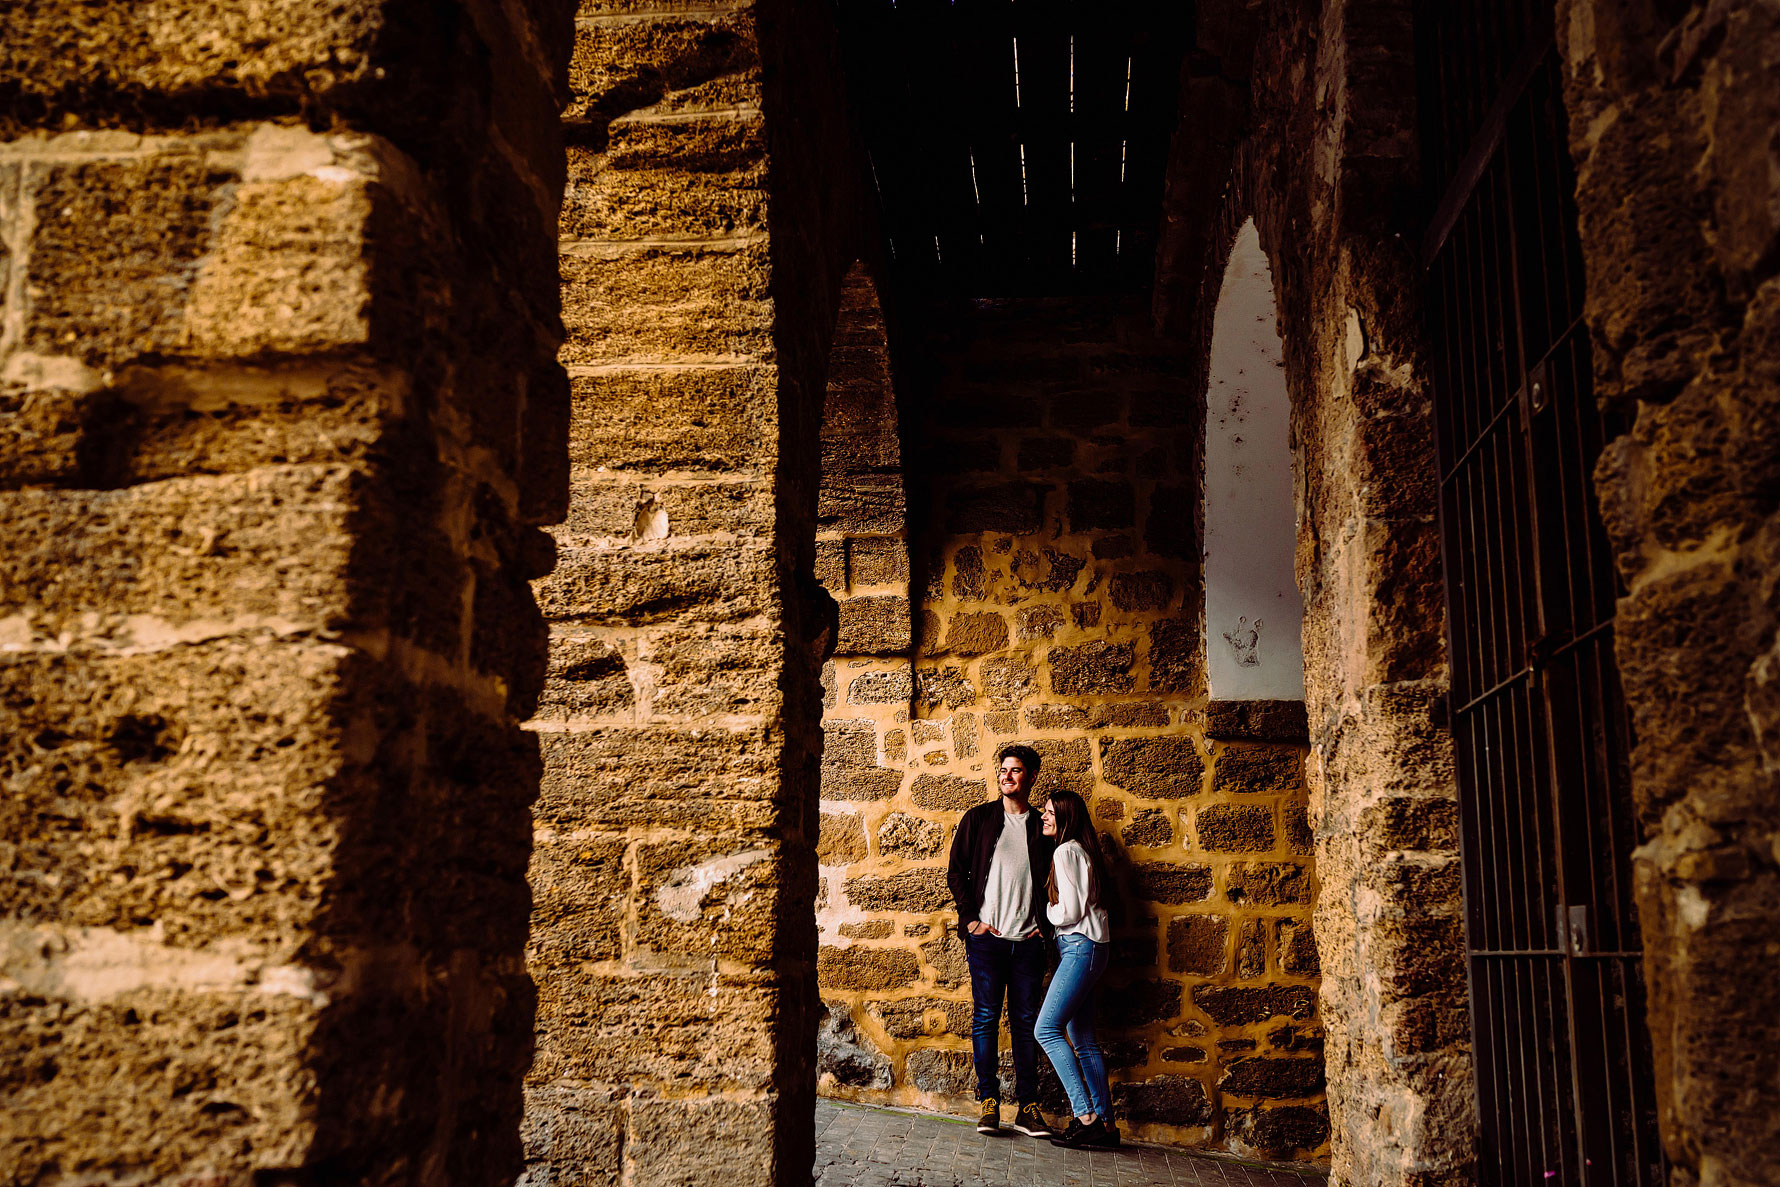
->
xmin=839 ymin=0 xmax=1192 ymax=298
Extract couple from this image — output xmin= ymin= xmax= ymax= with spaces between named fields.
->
xmin=945 ymin=743 xmax=1119 ymax=1150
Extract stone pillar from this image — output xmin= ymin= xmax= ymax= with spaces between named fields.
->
xmin=523 ymin=0 xmax=862 ymax=1182
xmin=1558 ymin=3 xmax=1780 ymax=1182
xmin=0 ymin=3 xmax=575 ymax=1182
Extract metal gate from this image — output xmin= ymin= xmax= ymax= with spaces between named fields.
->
xmin=1416 ymin=4 xmax=1667 ymax=1183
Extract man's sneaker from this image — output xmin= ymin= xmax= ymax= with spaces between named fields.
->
xmin=1085 ymin=1118 xmax=1121 ymax=1147
xmin=976 ymin=1098 xmax=1000 ymax=1134
xmin=1010 ymin=1102 xmax=1051 ymax=1138
xmin=1048 ymin=1118 xmax=1089 ymax=1148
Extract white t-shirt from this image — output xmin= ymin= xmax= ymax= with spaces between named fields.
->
xmin=1046 ymin=840 xmax=1110 ymax=942
xmin=978 ymin=808 xmax=1039 ymax=938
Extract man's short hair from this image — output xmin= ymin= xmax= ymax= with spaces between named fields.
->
xmin=996 ymin=743 xmax=1041 ymax=774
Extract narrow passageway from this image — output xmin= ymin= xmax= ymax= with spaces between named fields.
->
xmin=814 ymin=1102 xmax=1325 ymax=1186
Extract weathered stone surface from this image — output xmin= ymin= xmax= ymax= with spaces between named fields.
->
xmin=849 ymin=537 xmax=909 ymax=586
xmin=848 ymin=669 xmax=913 ymax=704
xmin=1226 ymin=1105 xmax=1330 ymax=1156
xmin=1214 ymin=744 xmax=1303 ymax=795
xmin=919 ymin=926 xmax=970 ymax=988
xmin=1122 ymin=808 xmax=1175 ymax=849
xmin=910 ymin=774 xmax=987 ymax=811
xmin=818 ymin=947 xmax=921 ymax=992
xmin=842 ymin=870 xmax=952 ymax=913
xmin=1168 ymin=914 xmax=1230 ymax=975
xmin=905 ymin=1048 xmax=975 ymax=1096
xmin=1133 ymin=863 xmax=1213 ymax=904
xmin=876 ymin=812 xmax=945 ymax=860
xmin=820 ymin=764 xmax=903 ymax=802
xmin=1193 ymin=985 xmax=1317 ymax=1026
xmin=945 ymin=484 xmax=1043 ymax=534
xmin=836 ymin=596 xmax=912 ymax=655
xmin=1100 ymin=737 xmax=1204 ymax=799
xmin=1146 ymin=618 xmax=1202 ymax=694
xmin=839 ymin=920 xmax=893 ymax=940
xmin=818 ymin=813 xmax=868 ymax=864
xmin=1204 ymin=700 xmax=1310 ymax=742
xmin=943 ymin=611 xmax=1009 ymax=656
xmin=1113 ymin=1075 xmax=1213 ymax=1126
xmin=1031 ymin=737 xmax=1093 ymax=795
xmin=1049 ymin=642 xmax=1135 ymax=695
xmin=1220 ymin=1057 xmax=1325 ymax=1100
xmin=1109 ymin=571 xmax=1172 ymax=612
xmin=870 ymin=996 xmax=971 ymax=1040
xmin=1225 ymin=863 xmax=1309 ymax=906
xmin=1237 ymin=918 xmax=1268 ymax=978
xmin=817 ymin=1001 xmax=893 ymax=1089
xmin=1015 ymin=605 xmax=1066 ymax=640
xmin=1196 ymin=803 xmax=1275 ymax=852
xmin=913 ymin=666 xmax=975 ymax=709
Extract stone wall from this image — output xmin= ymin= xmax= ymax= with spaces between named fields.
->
xmin=1557 ymin=3 xmax=1780 ymax=1183
xmin=1155 ymin=3 xmax=1475 ymax=1185
xmin=522 ymin=0 xmax=867 ymax=1182
xmin=0 ymin=1 xmax=576 ymax=1182
xmin=813 ymin=296 xmax=1328 ymax=1161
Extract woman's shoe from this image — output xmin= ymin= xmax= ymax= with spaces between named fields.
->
xmin=1085 ymin=1118 xmax=1121 ymax=1147
xmin=1048 ymin=1118 xmax=1091 ymax=1148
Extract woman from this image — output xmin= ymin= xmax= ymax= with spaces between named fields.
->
xmin=1034 ymin=790 xmax=1119 ymax=1148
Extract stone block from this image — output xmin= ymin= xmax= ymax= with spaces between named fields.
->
xmin=1113 ymin=1075 xmax=1212 ymax=1126
xmin=1225 ymin=1105 xmax=1330 ymax=1156
xmin=633 ymin=840 xmax=782 ymax=962
xmin=1237 ymin=918 xmax=1268 ymax=978
xmin=1067 ymin=481 xmax=1135 ymax=533
xmin=537 ymin=634 xmax=635 ymax=719
xmin=521 ymin=1085 xmax=623 ymax=1179
xmin=1072 ymin=601 xmax=1102 ymax=629
xmin=817 ymin=813 xmax=867 ymax=864
xmin=1162 ymin=1046 xmax=1208 ymax=1064
xmin=919 ymin=926 xmax=969 ymax=988
xmin=559 ymin=243 xmax=771 ymax=364
xmin=1108 ymin=571 xmax=1173 ymax=612
xmin=835 ymin=595 xmax=912 ymax=655
xmin=1196 ymin=803 xmax=1276 ymax=852
xmin=563 ymin=123 xmax=766 ymax=241
xmin=566 ymin=365 xmax=776 ymax=473
xmin=1092 ymin=703 xmax=1171 ymax=728
xmin=942 ymin=611 xmax=1008 ymax=656
xmin=1100 ymin=737 xmax=1204 ymax=799
xmin=539 ymin=540 xmax=774 ymax=624
xmin=837 ymin=920 xmax=892 ymax=940
xmin=531 ymin=970 xmax=777 ymax=1089
xmin=953 ymin=712 xmax=979 ymax=757
xmin=914 ymin=666 xmax=975 ymax=709
xmin=1204 ymin=699 xmax=1310 ymax=742
xmin=1012 ymin=547 xmax=1085 ymax=593
xmin=1282 ymin=800 xmax=1314 ymax=854
xmin=1219 ymin=1057 xmax=1325 ymax=1100
xmin=1357 ymin=794 xmax=1460 ymax=851
xmin=849 ymin=536 xmax=909 ymax=587
xmin=536 ymin=725 xmax=780 ymax=831
xmin=1192 ymin=984 xmax=1317 ymax=1026
xmin=817 ymin=945 xmax=921 ymax=991
xmin=530 ymin=835 xmax=629 ymax=966
xmin=841 ymin=869 xmax=952 ymax=913
xmin=871 ymin=996 xmax=971 ymax=1039
xmin=981 ymin=655 xmax=1039 ymax=707
xmin=1133 ymin=862 xmax=1213 ymax=904
xmin=1167 ymin=915 xmax=1229 ymax=975
xmin=911 ymin=774 xmax=987 ymax=811
xmin=813 ymin=539 xmax=847 ymax=591
xmin=905 ymin=1048 xmax=975 ymax=1096
xmin=847 ymin=669 xmax=912 ymax=704
xmin=877 ymin=812 xmax=946 ymax=860
xmin=647 ymin=622 xmax=781 ymax=717
xmin=944 ymin=483 xmax=1044 ymax=534
xmin=1226 ymin=863 xmax=1310 ymax=906
xmin=1049 ymin=642 xmax=1135 ymax=695
xmin=1027 ymin=704 xmax=1090 ymax=730
xmin=1213 ymin=744 xmax=1304 ymax=795
xmin=817 ymin=1001 xmax=893 ymax=1089
xmin=819 ymin=474 xmax=907 ymax=535
xmin=1147 ymin=617 xmax=1203 ymax=694
xmin=1031 ymin=738 xmax=1093 ymax=795
xmin=1015 ymin=605 xmax=1066 ymax=639
xmin=819 ymin=764 xmax=902 ymax=802
xmin=1121 ymin=808 xmax=1174 ymax=848
xmin=951 ymin=545 xmax=987 ymax=599
xmin=1278 ymin=919 xmax=1319 ymax=975
xmin=822 ymin=718 xmax=877 ymax=769
xmin=883 ymin=728 xmax=907 ymax=762
xmin=626 ymin=1097 xmax=775 ymax=1187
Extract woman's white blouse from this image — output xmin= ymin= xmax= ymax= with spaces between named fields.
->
xmin=1046 ymin=840 xmax=1110 ymax=942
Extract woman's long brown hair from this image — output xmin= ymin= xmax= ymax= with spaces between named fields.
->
xmin=1044 ymin=790 xmax=1113 ymax=908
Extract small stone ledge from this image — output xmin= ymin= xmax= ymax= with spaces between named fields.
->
xmin=1205 ymin=700 xmax=1308 ymax=743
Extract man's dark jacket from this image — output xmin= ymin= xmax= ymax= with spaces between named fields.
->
xmin=946 ymin=798 xmax=1056 ymax=937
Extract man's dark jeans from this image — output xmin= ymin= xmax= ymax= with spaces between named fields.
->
xmin=963 ymin=929 xmax=1047 ymax=1104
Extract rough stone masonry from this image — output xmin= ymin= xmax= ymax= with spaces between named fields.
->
xmin=0 ymin=1 xmax=578 ymax=1182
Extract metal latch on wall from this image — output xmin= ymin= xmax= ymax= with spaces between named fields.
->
xmin=1555 ymin=903 xmax=1590 ymax=955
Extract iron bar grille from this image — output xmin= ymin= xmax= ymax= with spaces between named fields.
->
xmin=1416 ymin=3 xmax=1667 ymax=1184
xmin=838 ymin=0 xmax=1188 ymax=296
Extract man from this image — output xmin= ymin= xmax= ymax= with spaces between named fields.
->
xmin=945 ymin=743 xmax=1056 ymax=1137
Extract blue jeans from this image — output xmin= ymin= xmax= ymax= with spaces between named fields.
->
xmin=1035 ymin=933 xmax=1113 ymax=1119
xmin=963 ymin=929 xmax=1047 ymax=1103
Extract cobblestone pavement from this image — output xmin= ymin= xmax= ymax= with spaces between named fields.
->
xmin=814 ymin=1101 xmax=1326 ymax=1187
